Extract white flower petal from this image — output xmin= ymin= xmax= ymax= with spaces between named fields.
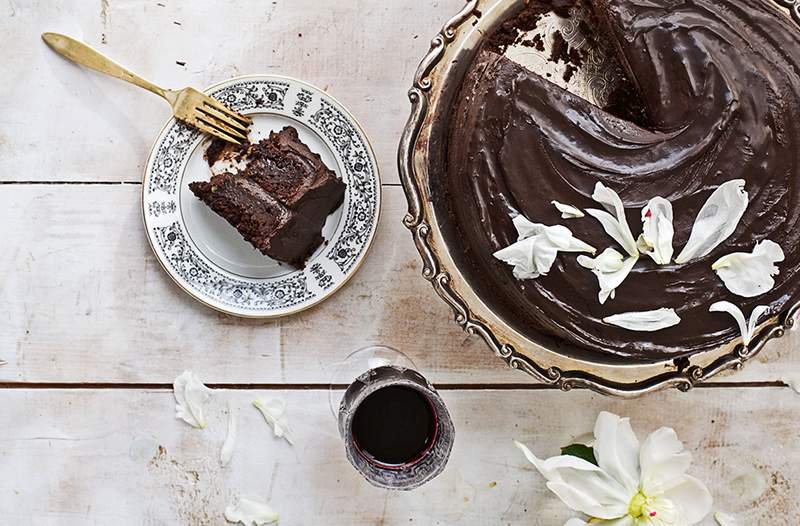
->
xmin=587 ymin=210 xmax=639 ymax=258
xmin=512 ymin=214 xmax=542 ymax=241
xmin=173 ymin=371 xmax=212 ymax=429
xmin=661 ymin=475 xmax=714 ymax=524
xmin=515 ymin=441 xmax=630 ymax=519
xmin=546 ymin=481 xmax=630 ymax=520
xmin=675 ymin=180 xmax=749 ymax=264
xmin=553 ymin=201 xmax=586 ymax=219
xmin=494 ymin=236 xmax=553 ymax=280
xmin=224 ymin=497 xmax=279 ymax=525
xmin=593 ymin=412 xmax=640 ymax=495
xmin=709 ymin=301 xmax=769 ymax=346
xmin=220 ymin=402 xmax=237 ymax=467
xmin=639 ymin=427 xmax=692 ymax=496
xmin=495 ymin=220 xmax=595 ymax=280
xmin=544 ymin=224 xmax=597 ymax=253
xmin=514 ymin=440 xmax=559 ymax=481
xmin=253 ymin=398 xmax=294 ymax=445
xmin=603 ymin=309 xmax=681 ymax=331
xmin=747 ymin=305 xmax=770 ymax=342
xmin=712 ymin=239 xmax=785 ymax=297
xmin=579 ymin=249 xmax=638 ymax=304
xmin=600 ymin=517 xmax=635 ymax=526
xmin=565 ymin=518 xmax=634 ymax=526
xmin=638 ymin=197 xmax=674 ymax=265
xmin=587 ymin=182 xmax=638 ymax=257
xmin=715 ymin=511 xmax=738 ymax=526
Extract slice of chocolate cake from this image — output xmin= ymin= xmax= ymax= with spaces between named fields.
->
xmin=190 ymin=126 xmax=347 ymax=267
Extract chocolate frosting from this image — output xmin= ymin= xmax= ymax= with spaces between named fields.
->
xmin=439 ymin=0 xmax=800 ymax=362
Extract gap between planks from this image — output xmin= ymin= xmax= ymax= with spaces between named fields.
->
xmin=0 ymin=381 xmax=788 ymax=390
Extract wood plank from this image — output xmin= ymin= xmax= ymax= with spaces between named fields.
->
xmin=0 ymin=0 xmax=465 ymax=184
xmin=1 ymin=184 xmax=798 ymax=385
xmin=0 ymin=184 xmax=511 ymax=384
xmin=0 ymin=388 xmax=796 ymax=525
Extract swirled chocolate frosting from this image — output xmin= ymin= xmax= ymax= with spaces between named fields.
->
xmin=439 ymin=0 xmax=800 ymax=362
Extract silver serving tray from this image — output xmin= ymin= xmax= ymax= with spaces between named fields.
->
xmin=398 ymin=0 xmax=800 ymax=397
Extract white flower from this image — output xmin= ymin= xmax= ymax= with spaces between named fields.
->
xmin=577 ymin=248 xmax=638 ymax=304
xmin=173 ymin=371 xmax=212 ymax=429
xmin=553 ymin=201 xmax=585 ymax=219
xmin=224 ymin=497 xmax=279 ymax=525
xmin=253 ymin=398 xmax=294 ymax=445
xmin=712 ymin=239 xmax=785 ymax=297
xmin=603 ymin=308 xmax=682 ymax=332
xmin=637 ymin=197 xmax=674 ymax=265
xmin=515 ymin=411 xmax=713 ymax=526
xmin=220 ymin=401 xmax=237 ymax=467
xmin=494 ymin=215 xmax=595 ymax=280
xmin=586 ymin=182 xmax=639 ymax=257
xmin=675 ymin=180 xmax=749 ymax=264
xmin=709 ymin=301 xmax=770 ymax=346
xmin=714 ymin=511 xmax=738 ymax=526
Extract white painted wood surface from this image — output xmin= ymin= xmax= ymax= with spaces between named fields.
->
xmin=0 ymin=184 xmax=796 ymax=384
xmin=1 ymin=0 xmax=799 ymax=524
xmin=1 ymin=388 xmax=798 ymax=525
xmin=0 ymin=0 xmax=465 ymax=184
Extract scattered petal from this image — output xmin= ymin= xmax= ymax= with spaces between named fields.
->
xmin=603 ymin=309 xmax=681 ymax=331
xmin=552 ymin=200 xmax=585 ymax=219
xmin=586 ymin=182 xmax=638 ymax=257
xmin=675 ymin=180 xmax=749 ymax=264
xmin=709 ymin=301 xmax=770 ymax=346
xmin=637 ymin=197 xmax=674 ymax=265
xmin=220 ymin=402 xmax=237 ymax=466
xmin=715 ymin=511 xmax=738 ymax=526
xmin=578 ymin=249 xmax=638 ymax=304
xmin=253 ymin=398 xmax=294 ymax=445
xmin=712 ymin=239 xmax=785 ymax=297
xmin=224 ymin=497 xmax=279 ymax=525
xmin=495 ymin=217 xmax=595 ymax=280
xmin=173 ymin=371 xmax=212 ymax=429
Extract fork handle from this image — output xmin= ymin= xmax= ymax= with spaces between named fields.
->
xmin=42 ymin=33 xmax=168 ymax=100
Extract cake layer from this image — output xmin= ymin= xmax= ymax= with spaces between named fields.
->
xmin=190 ymin=172 xmax=323 ymax=267
xmin=196 ymin=126 xmax=346 ymax=268
xmin=440 ymin=0 xmax=800 ymax=362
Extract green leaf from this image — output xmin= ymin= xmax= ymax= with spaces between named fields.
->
xmin=561 ymin=443 xmax=598 ymax=466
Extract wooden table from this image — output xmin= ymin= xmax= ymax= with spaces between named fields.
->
xmin=1 ymin=1 xmax=798 ymax=524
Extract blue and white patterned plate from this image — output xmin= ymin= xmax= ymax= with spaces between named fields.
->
xmin=142 ymin=75 xmax=381 ymax=318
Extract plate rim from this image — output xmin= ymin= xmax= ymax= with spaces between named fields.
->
xmin=141 ymin=73 xmax=383 ymax=319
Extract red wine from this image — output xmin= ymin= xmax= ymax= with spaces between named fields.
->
xmin=351 ymin=385 xmax=437 ymax=468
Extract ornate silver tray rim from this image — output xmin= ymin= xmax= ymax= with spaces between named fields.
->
xmin=398 ymin=0 xmax=800 ymax=397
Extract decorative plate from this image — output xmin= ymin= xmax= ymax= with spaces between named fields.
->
xmin=399 ymin=0 xmax=800 ymax=396
xmin=143 ymin=75 xmax=381 ymax=318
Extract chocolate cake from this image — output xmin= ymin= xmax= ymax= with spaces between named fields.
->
xmin=439 ymin=0 xmax=800 ymax=362
xmin=190 ymin=126 xmax=346 ymax=267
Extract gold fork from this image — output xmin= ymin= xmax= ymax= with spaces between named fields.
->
xmin=42 ymin=32 xmax=252 ymax=145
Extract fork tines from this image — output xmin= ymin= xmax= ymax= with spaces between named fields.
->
xmin=194 ymin=96 xmax=252 ymax=145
